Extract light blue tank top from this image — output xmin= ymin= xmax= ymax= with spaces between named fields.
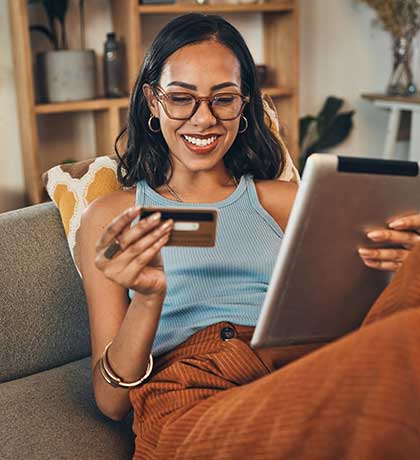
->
xmin=128 ymin=174 xmax=283 ymax=356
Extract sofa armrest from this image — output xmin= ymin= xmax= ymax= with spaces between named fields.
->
xmin=0 ymin=202 xmax=91 ymax=383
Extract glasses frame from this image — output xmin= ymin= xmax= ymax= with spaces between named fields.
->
xmin=152 ymin=85 xmax=250 ymax=121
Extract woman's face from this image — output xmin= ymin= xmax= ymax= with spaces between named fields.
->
xmin=145 ymin=40 xmax=244 ymax=175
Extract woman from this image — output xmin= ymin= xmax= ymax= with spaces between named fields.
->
xmin=79 ymin=14 xmax=420 ymax=459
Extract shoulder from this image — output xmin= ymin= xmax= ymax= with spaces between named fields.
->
xmin=253 ymin=178 xmax=298 ymax=231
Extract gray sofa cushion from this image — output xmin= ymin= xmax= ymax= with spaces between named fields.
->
xmin=0 ymin=356 xmax=134 ymax=460
xmin=0 ymin=202 xmax=91 ymax=383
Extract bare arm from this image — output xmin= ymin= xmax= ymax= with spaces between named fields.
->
xmin=90 ymin=292 xmax=163 ymax=421
xmin=79 ymin=194 xmax=173 ymax=421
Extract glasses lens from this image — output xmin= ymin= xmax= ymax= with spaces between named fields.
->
xmin=212 ymin=94 xmax=243 ymax=120
xmin=164 ymin=93 xmax=196 ymax=119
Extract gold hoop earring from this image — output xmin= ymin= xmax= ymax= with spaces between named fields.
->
xmin=148 ymin=115 xmax=161 ymax=133
xmin=238 ymin=115 xmax=248 ymax=134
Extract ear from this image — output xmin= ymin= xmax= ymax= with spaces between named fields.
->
xmin=142 ymin=84 xmax=159 ymax=118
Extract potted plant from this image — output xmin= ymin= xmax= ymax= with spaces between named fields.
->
xmin=299 ymin=96 xmax=354 ymax=172
xmin=29 ymin=0 xmax=97 ymax=103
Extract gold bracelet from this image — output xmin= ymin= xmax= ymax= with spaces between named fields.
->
xmin=99 ymin=341 xmax=153 ymax=388
xmin=99 ymin=353 xmax=116 ymax=387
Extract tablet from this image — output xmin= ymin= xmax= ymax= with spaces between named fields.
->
xmin=251 ymin=154 xmax=420 ymax=349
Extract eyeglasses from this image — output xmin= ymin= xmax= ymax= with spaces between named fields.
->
xmin=152 ymin=85 xmax=250 ymax=121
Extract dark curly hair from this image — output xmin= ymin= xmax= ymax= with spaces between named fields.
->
xmin=115 ymin=13 xmax=286 ymax=189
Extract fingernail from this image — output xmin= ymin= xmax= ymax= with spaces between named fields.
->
xmin=358 ymin=248 xmax=371 ymax=255
xmin=162 ymin=219 xmax=173 ymax=230
xmin=367 ymin=231 xmax=382 ymax=240
xmin=388 ymin=219 xmax=405 ymax=228
xmin=149 ymin=212 xmax=161 ymax=221
xmin=364 ymin=260 xmax=377 ymax=266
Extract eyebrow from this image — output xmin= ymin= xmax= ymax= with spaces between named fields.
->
xmin=167 ymin=81 xmax=239 ymax=91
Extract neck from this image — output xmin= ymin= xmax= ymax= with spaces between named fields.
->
xmin=160 ymin=169 xmax=239 ymax=203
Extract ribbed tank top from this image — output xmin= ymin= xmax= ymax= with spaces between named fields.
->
xmin=128 ymin=175 xmax=283 ymax=356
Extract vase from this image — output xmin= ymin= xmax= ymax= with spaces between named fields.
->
xmin=36 ymin=50 xmax=97 ymax=103
xmin=386 ymin=36 xmax=417 ymax=96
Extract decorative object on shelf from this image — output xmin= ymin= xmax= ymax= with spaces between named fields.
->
xmin=103 ymin=33 xmax=124 ymax=98
xmin=359 ymin=0 xmax=420 ymax=96
xmin=256 ymin=64 xmax=269 ymax=87
xmin=299 ymin=96 xmax=354 ymax=172
xmin=29 ymin=0 xmax=97 ymax=103
xmin=388 ymin=36 xmax=417 ymax=96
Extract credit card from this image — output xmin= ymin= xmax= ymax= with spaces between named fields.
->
xmin=139 ymin=207 xmax=218 ymax=247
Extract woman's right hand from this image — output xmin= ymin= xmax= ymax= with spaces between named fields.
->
xmin=95 ymin=206 xmax=174 ymax=298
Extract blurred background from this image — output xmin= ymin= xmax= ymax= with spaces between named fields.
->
xmin=1 ymin=0 xmax=419 ymax=212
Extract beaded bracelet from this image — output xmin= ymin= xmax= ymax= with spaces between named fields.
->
xmin=99 ymin=341 xmax=153 ymax=388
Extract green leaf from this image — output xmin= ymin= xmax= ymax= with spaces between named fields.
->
xmin=31 ymin=0 xmax=69 ymax=49
xmin=299 ymin=115 xmax=316 ymax=147
xmin=316 ymin=96 xmax=344 ymax=138
xmin=305 ymin=111 xmax=354 ymax=156
xmin=42 ymin=0 xmax=69 ymax=24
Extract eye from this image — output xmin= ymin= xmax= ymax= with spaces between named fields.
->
xmin=213 ymin=94 xmax=237 ymax=105
xmin=167 ymin=93 xmax=195 ymax=105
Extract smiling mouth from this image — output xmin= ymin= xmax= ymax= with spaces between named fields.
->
xmin=181 ymin=134 xmax=219 ymax=147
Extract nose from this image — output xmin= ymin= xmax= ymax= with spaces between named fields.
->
xmin=190 ymin=99 xmax=217 ymax=127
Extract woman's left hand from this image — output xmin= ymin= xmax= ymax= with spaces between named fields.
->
xmin=358 ymin=213 xmax=420 ymax=272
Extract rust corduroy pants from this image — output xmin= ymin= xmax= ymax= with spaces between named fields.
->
xmin=129 ymin=243 xmax=420 ymax=459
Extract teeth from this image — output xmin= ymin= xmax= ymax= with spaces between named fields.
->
xmin=183 ymin=135 xmax=217 ymax=147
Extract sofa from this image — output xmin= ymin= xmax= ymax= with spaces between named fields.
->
xmin=0 ymin=201 xmax=134 ymax=460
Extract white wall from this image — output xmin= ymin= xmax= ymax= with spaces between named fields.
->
xmin=0 ymin=0 xmax=414 ymax=212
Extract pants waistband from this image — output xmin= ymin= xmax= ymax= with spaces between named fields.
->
xmin=153 ymin=322 xmax=255 ymax=374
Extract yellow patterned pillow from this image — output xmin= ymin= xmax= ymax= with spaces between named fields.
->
xmin=42 ymin=95 xmax=299 ymax=277
xmin=42 ymin=154 xmax=125 ymax=276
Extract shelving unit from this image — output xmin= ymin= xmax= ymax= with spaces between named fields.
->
xmin=9 ymin=0 xmax=299 ymax=205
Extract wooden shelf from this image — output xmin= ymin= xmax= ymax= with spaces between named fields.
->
xmin=362 ymin=93 xmax=420 ymax=105
xmin=138 ymin=1 xmax=294 ymax=14
xmin=35 ymin=97 xmax=130 ymax=114
xmin=262 ymin=86 xmax=293 ymax=98
xmin=10 ymin=0 xmax=299 ymax=205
